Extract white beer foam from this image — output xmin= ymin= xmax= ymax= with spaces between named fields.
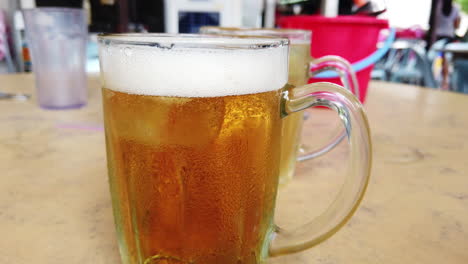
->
xmin=99 ymin=40 xmax=288 ymax=97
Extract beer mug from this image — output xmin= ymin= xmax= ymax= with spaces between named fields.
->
xmin=98 ymin=34 xmax=371 ymax=264
xmin=200 ymin=27 xmax=359 ymax=185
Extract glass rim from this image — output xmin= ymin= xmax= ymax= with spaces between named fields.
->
xmin=200 ymin=26 xmax=311 ymax=44
xmin=98 ymin=33 xmax=290 ymax=50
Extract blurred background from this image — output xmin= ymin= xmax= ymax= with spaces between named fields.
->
xmin=0 ymin=0 xmax=467 ymax=93
xmin=1 ymin=2 xmax=468 ymax=263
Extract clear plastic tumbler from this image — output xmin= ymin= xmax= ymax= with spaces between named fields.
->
xmin=23 ymin=8 xmax=87 ymax=109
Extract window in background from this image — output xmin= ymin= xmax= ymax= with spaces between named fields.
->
xmin=178 ymin=12 xmax=219 ymax=34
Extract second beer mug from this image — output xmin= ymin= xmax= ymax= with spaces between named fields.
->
xmin=200 ymin=27 xmax=359 ymax=185
xmin=98 ymin=34 xmax=371 ymax=264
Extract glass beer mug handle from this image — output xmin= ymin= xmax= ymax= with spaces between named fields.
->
xmin=270 ymin=82 xmax=371 ymax=257
xmin=309 ymin=55 xmax=359 ymax=99
xmin=296 ymin=56 xmax=360 ymax=161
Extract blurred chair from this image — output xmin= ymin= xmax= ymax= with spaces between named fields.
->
xmin=0 ymin=10 xmax=16 ymax=73
xmin=443 ymin=42 xmax=468 ymax=94
xmin=0 ymin=9 xmax=29 ymax=100
xmin=389 ymin=41 xmax=437 ymax=88
xmin=451 ymin=58 xmax=468 ymax=93
xmin=371 ymin=47 xmax=399 ymax=81
xmin=372 ymin=25 xmax=442 ymax=88
xmin=12 ymin=10 xmax=25 ymax=72
xmin=372 ymin=38 xmax=437 ymax=88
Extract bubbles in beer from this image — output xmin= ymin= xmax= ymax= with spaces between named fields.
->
xmin=103 ymin=89 xmax=282 ymax=264
xmin=143 ymin=255 xmax=188 ymax=264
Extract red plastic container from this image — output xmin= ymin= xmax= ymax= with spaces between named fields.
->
xmin=278 ymin=15 xmax=388 ymax=102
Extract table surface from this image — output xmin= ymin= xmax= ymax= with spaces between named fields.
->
xmin=1 ymin=74 xmax=468 ymax=264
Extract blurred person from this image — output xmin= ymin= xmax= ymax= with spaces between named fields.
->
xmin=434 ymin=0 xmax=461 ymax=42
xmin=429 ymin=0 xmax=461 ymax=90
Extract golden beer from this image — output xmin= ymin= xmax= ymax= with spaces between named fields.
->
xmin=280 ymin=41 xmax=311 ymax=184
xmin=200 ymin=27 xmax=312 ymax=185
xmin=103 ymin=89 xmax=282 ymax=264
xmin=99 ymin=35 xmax=289 ymax=264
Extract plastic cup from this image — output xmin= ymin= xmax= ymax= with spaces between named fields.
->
xmin=23 ymin=8 xmax=87 ymax=109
